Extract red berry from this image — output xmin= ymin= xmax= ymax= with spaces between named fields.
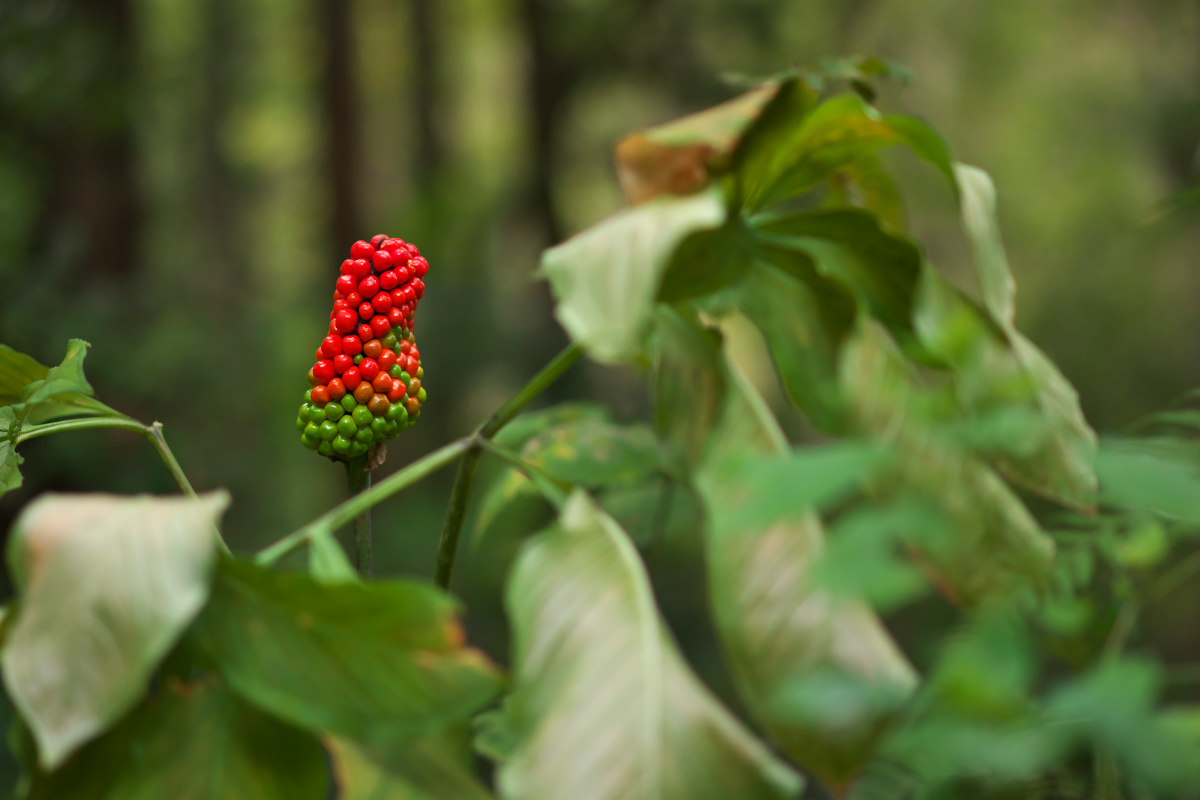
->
xmin=313 ymin=360 xmax=335 ymax=383
xmin=408 ymin=378 xmax=422 ymax=396
xmin=354 ymin=382 xmax=374 ymax=404
xmin=358 ymin=301 xmax=375 ymax=320
xmin=371 ymin=371 xmax=392 ymax=392
xmin=341 ymin=335 xmax=362 ymax=355
xmin=363 ymin=339 xmax=382 ymax=358
xmin=311 ymin=385 xmax=331 ymax=406
xmin=395 ymin=265 xmax=412 ymax=283
xmin=372 ymin=249 xmax=394 ymax=271
xmin=405 ymin=242 xmax=421 ymax=257
xmin=344 ymin=291 xmax=363 ymax=308
xmin=372 ymin=291 xmax=392 ymax=313
xmin=350 ymin=240 xmax=374 ymax=260
xmin=349 ymin=259 xmax=371 ymax=279
xmin=387 ymin=379 xmax=406 ymax=402
xmin=381 ymin=238 xmax=402 ymax=251
xmin=412 ymin=278 xmax=425 ymax=299
xmin=370 ymin=234 xmax=388 ymax=248
xmin=399 ymin=285 xmax=416 ymax=303
xmin=333 ymin=299 xmax=349 ymax=312
xmin=379 ymin=348 xmax=397 ymax=372
xmin=405 ymin=397 xmax=421 ymax=416
xmin=333 ymin=353 xmax=353 ymax=373
xmin=357 ymin=323 xmax=373 ymax=341
xmin=319 ymin=335 xmax=343 ymax=357
xmin=342 ymin=367 xmax=362 ymax=389
xmin=340 ymin=259 xmax=356 ymax=275
xmin=412 ymin=256 xmax=429 ymax=277
xmin=335 ymin=274 xmax=356 ymax=296
xmin=387 ymin=307 xmax=405 ymax=326
xmin=358 ymin=275 xmax=380 ymax=299
xmin=359 ymin=357 xmax=380 ymax=381
xmin=328 ymin=378 xmax=347 ymax=400
xmin=370 ymin=315 xmax=391 ymax=338
xmin=379 ymin=269 xmax=399 ymax=290
xmin=333 ymin=309 xmax=357 ymax=333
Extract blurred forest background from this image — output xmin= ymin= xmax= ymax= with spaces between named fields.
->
xmin=1 ymin=0 xmax=1198 ymax=671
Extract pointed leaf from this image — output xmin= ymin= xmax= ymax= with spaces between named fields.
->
xmin=2 ymin=492 xmax=227 ymax=768
xmin=27 ymin=677 xmax=330 ymax=799
xmin=543 ymin=189 xmax=725 ymax=364
xmin=955 ymin=164 xmax=1015 ymax=323
xmin=188 ymin=559 xmax=502 ymax=744
xmin=1095 ymin=438 xmax=1200 ymax=523
xmin=496 ymin=490 xmax=803 ymax=800
xmin=736 ymin=91 xmax=954 ymax=213
xmin=19 ymin=339 xmax=117 ymax=423
xmin=697 ymin=366 xmax=916 ymax=788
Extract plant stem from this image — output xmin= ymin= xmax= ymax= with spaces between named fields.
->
xmin=344 ymin=454 xmax=372 ymax=578
xmin=257 ymin=437 xmax=473 ymax=567
xmin=433 ymin=343 xmax=582 ymax=589
xmin=18 ymin=417 xmax=197 ymax=498
xmin=479 ymin=343 xmax=582 ymax=438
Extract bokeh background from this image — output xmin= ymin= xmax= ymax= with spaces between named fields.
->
xmin=1 ymin=0 xmax=1198 ymax=676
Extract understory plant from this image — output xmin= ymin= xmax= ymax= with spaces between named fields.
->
xmin=1 ymin=63 xmax=1199 ymax=799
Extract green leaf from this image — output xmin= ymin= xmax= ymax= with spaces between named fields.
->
xmin=26 ymin=677 xmax=330 ymax=800
xmin=732 ymin=259 xmax=853 ymax=431
xmin=914 ymin=269 xmax=1098 ymax=510
xmin=543 ymin=189 xmax=725 ymax=364
xmin=308 ymin=530 xmax=360 ymax=584
xmin=824 ymin=153 xmax=906 ymax=231
xmin=1095 ymin=438 xmax=1200 ymax=523
xmin=652 ymin=307 xmax=727 ymax=475
xmin=476 ymin=406 xmax=662 ymax=542
xmin=328 ymin=734 xmax=495 ymax=800
xmin=495 ymin=490 xmax=804 ymax=800
xmin=736 ymin=90 xmax=954 ymax=213
xmin=697 ymin=369 xmax=916 ymax=788
xmin=188 ymin=559 xmax=502 ymax=744
xmin=2 ymin=492 xmax=228 ymax=768
xmin=657 ymin=217 xmax=758 ymax=303
xmin=19 ymin=339 xmax=117 ymax=424
xmin=754 ymin=209 xmax=923 ymax=339
xmin=0 ymin=413 xmax=24 ymax=497
xmin=0 ymin=344 xmax=49 ymax=406
xmin=839 ymin=321 xmax=1055 ymax=602
xmin=955 ymin=164 xmax=1015 ymax=324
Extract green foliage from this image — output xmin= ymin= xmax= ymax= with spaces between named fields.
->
xmin=1 ymin=66 xmax=1198 ymax=800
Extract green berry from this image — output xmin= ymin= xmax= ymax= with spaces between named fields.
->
xmin=303 ymin=422 xmax=321 ymax=439
xmin=318 ymin=420 xmax=338 ymax=440
xmin=337 ymin=415 xmax=357 ymax=438
xmin=318 ymin=441 xmax=334 ymax=456
xmin=352 ymin=406 xmax=373 ymax=427
xmin=389 ymin=364 xmax=404 ymax=378
xmin=308 ymin=405 xmax=326 ymax=423
xmin=304 ymin=389 xmax=312 ymax=402
xmin=325 ymin=403 xmax=345 ymax=421
xmin=295 ymin=414 xmax=307 ymax=431
xmin=417 ymin=387 xmax=427 ymax=403
xmin=370 ymin=416 xmax=387 ymax=434
xmin=354 ymin=427 xmax=374 ymax=443
xmin=341 ymin=394 xmax=357 ymax=412
xmin=332 ymin=435 xmax=351 ymax=454
xmin=301 ymin=433 xmax=320 ymax=450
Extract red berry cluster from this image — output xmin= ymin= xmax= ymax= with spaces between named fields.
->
xmin=295 ymin=235 xmax=429 ymax=459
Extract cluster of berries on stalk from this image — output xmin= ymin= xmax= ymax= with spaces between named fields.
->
xmin=296 ymin=235 xmax=428 ymax=459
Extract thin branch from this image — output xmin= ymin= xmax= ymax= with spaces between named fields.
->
xmin=257 ymin=437 xmax=473 ymax=567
